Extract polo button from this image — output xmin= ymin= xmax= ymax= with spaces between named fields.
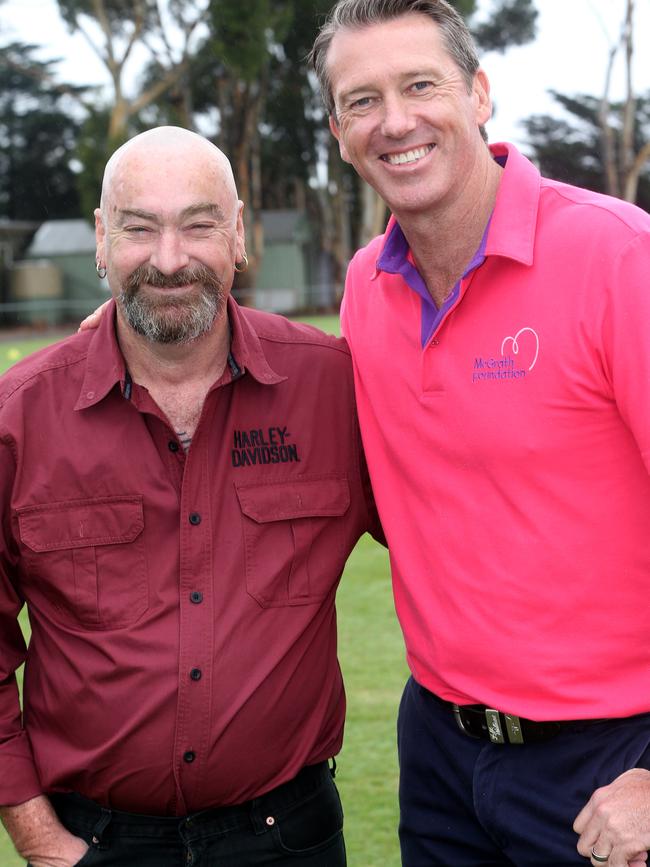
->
xmin=183 ymin=751 xmax=196 ymax=763
xmin=168 ymin=441 xmax=179 ymax=452
xmin=189 ymin=512 xmax=201 ymax=525
xmin=190 ymin=668 xmax=202 ymax=681
xmin=265 ymin=816 xmax=275 ymax=826
xmin=189 ymin=591 xmax=203 ymax=604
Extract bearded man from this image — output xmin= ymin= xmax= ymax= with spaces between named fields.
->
xmin=0 ymin=126 xmax=380 ymax=867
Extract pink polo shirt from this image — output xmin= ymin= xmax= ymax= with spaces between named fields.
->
xmin=342 ymin=142 xmax=650 ymax=720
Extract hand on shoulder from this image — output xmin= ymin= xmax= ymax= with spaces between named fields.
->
xmin=78 ymin=300 xmax=111 ymax=332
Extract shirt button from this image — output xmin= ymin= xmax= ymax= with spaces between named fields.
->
xmin=168 ymin=441 xmax=179 ymax=452
xmin=190 ymin=668 xmax=202 ymax=681
xmin=183 ymin=751 xmax=196 ymax=763
xmin=189 ymin=591 xmax=203 ymax=604
xmin=189 ymin=512 xmax=201 ymax=525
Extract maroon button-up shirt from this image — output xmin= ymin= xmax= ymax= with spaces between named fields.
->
xmin=0 ymin=299 xmax=380 ymax=814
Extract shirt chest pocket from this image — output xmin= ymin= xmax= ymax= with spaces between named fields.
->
xmin=17 ymin=496 xmax=147 ymax=630
xmin=235 ymin=477 xmax=350 ymax=608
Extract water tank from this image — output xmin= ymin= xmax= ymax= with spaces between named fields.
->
xmin=9 ymin=259 xmax=63 ymax=325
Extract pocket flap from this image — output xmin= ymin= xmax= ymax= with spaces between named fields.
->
xmin=236 ymin=478 xmax=350 ymax=523
xmin=18 ymin=496 xmax=144 ymax=552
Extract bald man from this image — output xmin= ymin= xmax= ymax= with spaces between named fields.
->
xmin=0 ymin=127 xmax=380 ymax=867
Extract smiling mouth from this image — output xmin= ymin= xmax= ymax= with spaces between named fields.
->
xmin=381 ymin=144 xmax=434 ymax=165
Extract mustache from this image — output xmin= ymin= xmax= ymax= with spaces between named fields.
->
xmin=123 ymin=264 xmax=224 ymax=294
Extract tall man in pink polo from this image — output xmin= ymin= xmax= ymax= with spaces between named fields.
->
xmin=311 ymin=1 xmax=650 ymax=865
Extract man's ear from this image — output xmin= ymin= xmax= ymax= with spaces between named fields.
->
xmin=473 ymin=68 xmax=493 ymax=127
xmin=94 ymin=207 xmax=106 ymax=265
xmin=235 ymin=200 xmax=246 ymax=262
xmin=329 ymin=114 xmax=351 ymax=164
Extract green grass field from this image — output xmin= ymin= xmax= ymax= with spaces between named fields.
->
xmin=0 ymin=318 xmax=407 ymax=866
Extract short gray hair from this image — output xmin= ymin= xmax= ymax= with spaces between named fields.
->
xmin=310 ymin=0 xmax=481 ymax=118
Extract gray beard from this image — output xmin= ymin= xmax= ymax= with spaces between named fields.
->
xmin=117 ymin=265 xmax=226 ymax=345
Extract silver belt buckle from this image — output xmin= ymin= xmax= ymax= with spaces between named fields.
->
xmin=485 ymin=709 xmax=505 ymax=743
xmin=504 ymin=713 xmax=524 ymax=744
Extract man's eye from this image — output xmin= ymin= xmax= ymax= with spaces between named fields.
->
xmin=351 ymin=96 xmax=372 ymax=109
xmin=411 ymin=80 xmax=433 ymax=92
xmin=187 ymin=223 xmax=213 ymax=232
xmin=125 ymin=225 xmax=151 ymax=234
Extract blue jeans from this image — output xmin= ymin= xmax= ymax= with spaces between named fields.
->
xmin=398 ymin=677 xmax=650 ymax=866
xmin=43 ymin=762 xmax=345 ymax=866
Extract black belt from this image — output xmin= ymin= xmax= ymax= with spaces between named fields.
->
xmin=426 ymin=689 xmax=608 ymax=745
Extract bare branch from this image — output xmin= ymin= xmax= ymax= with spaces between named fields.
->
xmin=620 ymin=0 xmax=636 ymax=178
xmin=89 ymin=0 xmax=116 ymax=70
xmin=117 ymin=0 xmax=147 ymax=69
xmin=599 ymin=42 xmax=620 ymax=197
xmin=127 ymin=59 xmax=188 ymax=116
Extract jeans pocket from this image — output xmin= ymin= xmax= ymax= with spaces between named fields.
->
xmin=28 ymin=845 xmax=99 ymax=867
xmin=271 ymin=774 xmax=344 ymax=855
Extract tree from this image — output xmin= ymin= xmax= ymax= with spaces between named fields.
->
xmin=597 ymin=0 xmax=650 ymax=203
xmin=53 ymin=0 xmax=207 ymax=214
xmin=521 ymin=90 xmax=650 ymax=212
xmin=471 ymin=0 xmax=537 ymax=53
xmin=0 ymin=41 xmax=84 ymax=220
xmin=55 ymin=0 xmax=204 ymax=139
xmin=521 ymin=1 xmax=650 ymax=212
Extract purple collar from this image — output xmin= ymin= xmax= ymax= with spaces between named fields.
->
xmin=377 ymin=218 xmax=491 ymax=347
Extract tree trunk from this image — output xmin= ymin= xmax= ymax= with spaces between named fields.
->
xmin=598 ymin=0 xmax=649 ymax=205
xmin=359 ymin=180 xmax=388 ymax=247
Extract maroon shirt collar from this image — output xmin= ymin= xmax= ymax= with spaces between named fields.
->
xmin=75 ymin=295 xmax=285 ymax=412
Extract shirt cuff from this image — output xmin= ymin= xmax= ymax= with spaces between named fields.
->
xmin=0 ymin=733 xmax=43 ymax=806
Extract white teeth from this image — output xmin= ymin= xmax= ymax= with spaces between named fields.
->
xmin=385 ymin=145 xmax=432 ymax=165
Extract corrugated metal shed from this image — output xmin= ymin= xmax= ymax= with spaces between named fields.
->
xmin=23 ymin=219 xmax=105 ymax=312
xmin=26 ymin=219 xmax=96 ymax=257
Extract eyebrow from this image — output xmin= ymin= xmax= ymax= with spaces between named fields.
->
xmin=181 ymin=203 xmax=227 ymax=221
xmin=116 ymin=203 xmax=227 ymax=225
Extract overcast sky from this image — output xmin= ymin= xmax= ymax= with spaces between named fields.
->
xmin=2 ymin=0 xmax=650 ymax=153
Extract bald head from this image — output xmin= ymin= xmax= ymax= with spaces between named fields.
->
xmin=100 ymin=126 xmax=238 ymax=217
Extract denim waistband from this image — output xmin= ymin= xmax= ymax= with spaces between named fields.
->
xmin=50 ymin=761 xmax=332 ymax=840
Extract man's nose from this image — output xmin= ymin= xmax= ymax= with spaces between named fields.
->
xmin=149 ymin=230 xmax=190 ymax=274
xmin=381 ymin=95 xmax=417 ymax=139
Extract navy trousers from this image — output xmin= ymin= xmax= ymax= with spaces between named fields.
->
xmin=398 ymin=677 xmax=650 ymax=866
xmin=42 ymin=762 xmax=345 ymax=867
